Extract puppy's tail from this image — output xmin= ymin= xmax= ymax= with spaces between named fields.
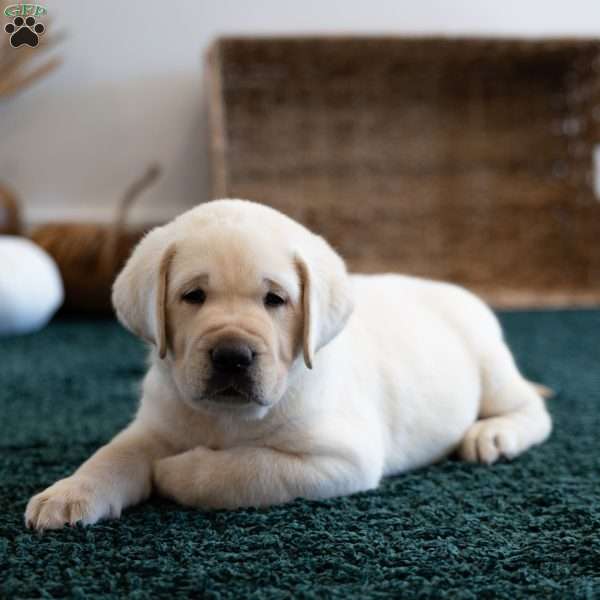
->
xmin=528 ymin=380 xmax=555 ymax=399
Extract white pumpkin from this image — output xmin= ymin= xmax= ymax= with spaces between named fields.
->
xmin=0 ymin=236 xmax=64 ymax=336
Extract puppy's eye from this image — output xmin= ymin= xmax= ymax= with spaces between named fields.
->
xmin=181 ymin=288 xmax=206 ymax=305
xmin=264 ymin=292 xmax=286 ymax=308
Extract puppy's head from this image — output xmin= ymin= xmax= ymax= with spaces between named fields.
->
xmin=112 ymin=200 xmax=353 ymax=419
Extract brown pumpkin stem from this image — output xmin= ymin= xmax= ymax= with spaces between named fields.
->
xmin=100 ymin=164 xmax=161 ymax=279
xmin=0 ymin=180 xmax=21 ymax=235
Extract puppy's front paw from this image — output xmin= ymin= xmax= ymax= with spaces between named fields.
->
xmin=25 ymin=476 xmax=118 ymax=530
xmin=459 ymin=417 xmax=520 ymax=465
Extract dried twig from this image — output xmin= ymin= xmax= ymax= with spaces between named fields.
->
xmin=0 ymin=1 xmax=64 ymax=99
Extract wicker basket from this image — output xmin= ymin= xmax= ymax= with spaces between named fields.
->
xmin=206 ymin=36 xmax=600 ymax=307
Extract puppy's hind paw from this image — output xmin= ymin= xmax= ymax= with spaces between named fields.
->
xmin=458 ymin=418 xmax=520 ymax=465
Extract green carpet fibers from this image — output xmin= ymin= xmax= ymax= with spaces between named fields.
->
xmin=1 ymin=311 xmax=599 ymax=599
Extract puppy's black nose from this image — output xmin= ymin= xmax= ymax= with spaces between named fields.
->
xmin=210 ymin=341 xmax=254 ymax=373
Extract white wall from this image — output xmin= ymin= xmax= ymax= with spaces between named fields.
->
xmin=2 ymin=0 xmax=600 ymax=226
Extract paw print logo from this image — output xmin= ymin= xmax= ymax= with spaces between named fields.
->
xmin=4 ymin=16 xmax=45 ymax=48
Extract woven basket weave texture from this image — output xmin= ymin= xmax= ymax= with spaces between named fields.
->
xmin=208 ymin=37 xmax=600 ymax=306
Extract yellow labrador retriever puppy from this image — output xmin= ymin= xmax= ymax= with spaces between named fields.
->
xmin=25 ymin=200 xmax=552 ymax=530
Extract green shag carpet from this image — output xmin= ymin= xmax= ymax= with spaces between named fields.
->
xmin=1 ymin=310 xmax=599 ymax=599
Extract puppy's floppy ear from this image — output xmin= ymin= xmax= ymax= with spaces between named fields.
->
xmin=112 ymin=228 xmax=176 ymax=359
xmin=295 ymin=236 xmax=354 ymax=369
